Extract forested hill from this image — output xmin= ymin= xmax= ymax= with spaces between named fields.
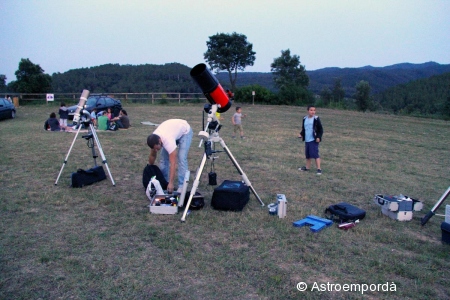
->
xmin=307 ymin=61 xmax=450 ymax=96
xmin=51 ymin=61 xmax=450 ymax=97
xmin=51 ymin=63 xmax=199 ymax=93
xmin=373 ymin=72 xmax=450 ymax=116
xmin=216 ymin=61 xmax=450 ymax=96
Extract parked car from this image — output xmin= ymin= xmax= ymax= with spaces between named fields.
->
xmin=68 ymin=95 xmax=122 ymax=120
xmin=0 ymin=98 xmax=16 ymax=120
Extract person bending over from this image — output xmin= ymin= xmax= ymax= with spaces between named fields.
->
xmin=147 ymin=119 xmax=193 ymax=193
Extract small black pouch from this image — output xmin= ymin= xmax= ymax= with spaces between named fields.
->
xmin=208 ymin=172 xmax=217 ymax=185
xmin=208 ymin=161 xmax=217 ymax=185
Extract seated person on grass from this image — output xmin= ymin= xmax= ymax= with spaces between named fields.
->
xmin=97 ymin=111 xmax=110 ymax=131
xmin=44 ymin=112 xmax=61 ymax=131
xmin=111 ymin=109 xmax=130 ymax=129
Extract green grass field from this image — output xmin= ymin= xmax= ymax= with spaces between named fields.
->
xmin=1 ymin=102 xmax=449 ymax=299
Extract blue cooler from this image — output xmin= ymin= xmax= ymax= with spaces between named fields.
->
xmin=441 ymin=222 xmax=450 ymax=244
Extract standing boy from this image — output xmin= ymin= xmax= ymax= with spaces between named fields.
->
xmin=58 ymin=102 xmax=69 ymax=130
xmin=298 ymin=105 xmax=324 ymax=175
xmin=231 ymin=106 xmax=247 ymax=139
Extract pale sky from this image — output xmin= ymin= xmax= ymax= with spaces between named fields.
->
xmin=1 ymin=0 xmax=449 ymax=84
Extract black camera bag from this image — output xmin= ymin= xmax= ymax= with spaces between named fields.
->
xmin=325 ymin=202 xmax=366 ymax=223
xmin=71 ymin=166 xmax=106 ymax=188
xmin=211 ymin=180 xmax=249 ymax=211
xmin=182 ymin=191 xmax=205 ymax=210
xmin=142 ymin=164 xmax=168 ymax=190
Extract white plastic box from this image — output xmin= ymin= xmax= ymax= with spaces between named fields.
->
xmin=148 ymin=170 xmax=190 ymax=215
xmin=149 ymin=195 xmax=179 ymax=215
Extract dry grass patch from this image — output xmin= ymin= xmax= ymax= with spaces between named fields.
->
xmin=0 ymin=103 xmax=449 ymax=299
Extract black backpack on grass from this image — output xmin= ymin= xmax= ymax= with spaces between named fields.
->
xmin=142 ymin=164 xmax=168 ymax=190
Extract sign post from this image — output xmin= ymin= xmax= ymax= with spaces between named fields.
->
xmin=252 ymin=91 xmax=255 ymax=105
xmin=46 ymin=94 xmax=54 ymax=104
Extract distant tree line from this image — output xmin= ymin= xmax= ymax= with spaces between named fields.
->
xmin=51 ymin=63 xmax=200 ymax=93
xmin=2 ymin=37 xmax=449 ymax=119
xmin=373 ymin=72 xmax=450 ymax=118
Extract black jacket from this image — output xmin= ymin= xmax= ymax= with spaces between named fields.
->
xmin=44 ymin=118 xmax=61 ymax=131
xmin=300 ymin=115 xmax=323 ymax=142
xmin=59 ymin=107 xmax=69 ymax=119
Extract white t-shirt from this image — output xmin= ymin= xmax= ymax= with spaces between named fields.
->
xmin=153 ymin=119 xmax=191 ymax=154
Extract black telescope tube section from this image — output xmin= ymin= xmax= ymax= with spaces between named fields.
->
xmin=421 ymin=211 xmax=435 ymax=226
xmin=190 ymin=63 xmax=231 ymax=113
xmin=190 ymin=64 xmax=219 ymax=93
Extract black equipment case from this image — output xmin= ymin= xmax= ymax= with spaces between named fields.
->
xmin=211 ymin=180 xmax=249 ymax=211
xmin=325 ymin=202 xmax=366 ymax=223
xmin=71 ymin=166 xmax=106 ymax=188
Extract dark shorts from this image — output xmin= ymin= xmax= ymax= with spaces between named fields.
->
xmin=305 ymin=141 xmax=320 ymax=159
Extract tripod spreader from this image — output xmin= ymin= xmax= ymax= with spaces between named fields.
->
xmin=421 ymin=186 xmax=450 ymax=226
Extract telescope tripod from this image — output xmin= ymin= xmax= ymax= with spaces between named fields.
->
xmin=421 ymin=186 xmax=450 ymax=226
xmin=181 ymin=106 xmax=264 ymax=222
xmin=55 ymin=118 xmax=115 ymax=186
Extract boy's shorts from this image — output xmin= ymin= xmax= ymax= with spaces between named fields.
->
xmin=305 ymin=141 xmax=320 ymax=159
xmin=234 ymin=124 xmax=243 ymax=134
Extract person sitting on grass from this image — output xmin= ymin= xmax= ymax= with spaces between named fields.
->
xmin=44 ymin=112 xmax=61 ymax=131
xmin=111 ymin=109 xmax=130 ymax=129
xmin=97 ymin=111 xmax=110 ymax=131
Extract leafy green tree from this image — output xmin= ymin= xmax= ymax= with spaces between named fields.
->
xmin=443 ymin=96 xmax=450 ymax=119
xmin=332 ymin=78 xmax=345 ymax=102
xmin=11 ymin=58 xmax=52 ymax=93
xmin=354 ymin=80 xmax=372 ymax=112
xmin=320 ymin=87 xmax=332 ymax=106
xmin=270 ymin=49 xmax=309 ymax=89
xmin=270 ymin=49 xmax=310 ymax=105
xmin=204 ymin=32 xmax=256 ymax=92
xmin=0 ymin=75 xmax=6 ymax=92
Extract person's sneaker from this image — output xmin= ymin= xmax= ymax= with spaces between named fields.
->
xmin=298 ymin=166 xmax=309 ymax=171
xmin=317 ymin=169 xmax=322 ymax=175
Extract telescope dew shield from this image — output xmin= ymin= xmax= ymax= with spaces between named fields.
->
xmin=190 ymin=63 xmax=231 ymax=113
xmin=73 ymin=89 xmax=90 ymax=124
